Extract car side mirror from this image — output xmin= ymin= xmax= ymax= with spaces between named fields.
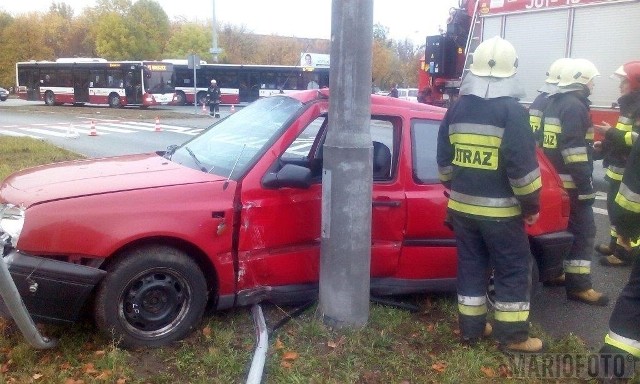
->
xmin=263 ymin=164 xmax=312 ymax=189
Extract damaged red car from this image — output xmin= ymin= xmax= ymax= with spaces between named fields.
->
xmin=0 ymin=89 xmax=572 ymax=347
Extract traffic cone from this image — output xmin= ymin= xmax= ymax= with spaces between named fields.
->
xmin=201 ymin=101 xmax=207 ymax=114
xmin=154 ymin=116 xmax=162 ymax=132
xmin=89 ymin=120 xmax=97 ymax=136
xmin=230 ymin=104 xmax=235 ymax=113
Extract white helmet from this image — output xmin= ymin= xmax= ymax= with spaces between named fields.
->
xmin=469 ymin=36 xmax=519 ymax=78
xmin=545 ymin=58 xmax=573 ymax=84
xmin=210 ymin=79 xmax=217 ymax=84
xmin=557 ymin=58 xmax=600 ymax=87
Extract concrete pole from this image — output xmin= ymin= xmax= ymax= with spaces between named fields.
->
xmin=210 ymin=0 xmax=221 ymax=62
xmin=318 ymin=0 xmax=374 ymax=329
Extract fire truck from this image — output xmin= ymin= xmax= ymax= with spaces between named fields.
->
xmin=419 ymin=0 xmax=640 ymax=126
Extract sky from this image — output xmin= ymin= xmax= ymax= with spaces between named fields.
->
xmin=0 ymin=0 xmax=460 ymax=44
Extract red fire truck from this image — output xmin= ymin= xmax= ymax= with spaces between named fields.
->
xmin=419 ymin=0 xmax=640 ymax=126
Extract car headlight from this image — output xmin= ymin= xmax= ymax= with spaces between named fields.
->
xmin=0 ymin=204 xmax=26 ymax=247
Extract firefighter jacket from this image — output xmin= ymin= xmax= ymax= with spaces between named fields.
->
xmin=437 ymin=95 xmax=541 ymax=220
xmin=529 ymin=91 xmax=549 ymax=138
xmin=602 ymin=90 xmax=640 ymax=182
xmin=612 ymin=137 xmax=640 ymax=244
xmin=542 ymin=91 xmax=596 ymax=202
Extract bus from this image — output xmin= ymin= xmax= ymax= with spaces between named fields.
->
xmin=15 ymin=59 xmax=177 ymax=108
xmin=167 ymin=61 xmax=330 ymax=105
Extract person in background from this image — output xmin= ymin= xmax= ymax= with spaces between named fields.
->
xmin=437 ymin=36 xmax=543 ymax=352
xmin=529 ymin=58 xmax=572 ymax=141
xmin=541 ymin=59 xmax=609 ymax=306
xmin=594 ymin=61 xmax=640 ymax=267
xmin=389 ymin=84 xmax=399 ymax=98
xmin=207 ymin=79 xmax=221 ymax=118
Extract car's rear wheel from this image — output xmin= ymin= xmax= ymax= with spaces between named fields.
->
xmin=94 ymin=245 xmax=208 ymax=348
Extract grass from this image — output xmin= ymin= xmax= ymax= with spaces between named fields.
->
xmin=0 ymin=137 xmax=638 ymax=383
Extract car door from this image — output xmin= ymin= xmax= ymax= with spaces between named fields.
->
xmin=236 ymin=104 xmax=406 ymax=292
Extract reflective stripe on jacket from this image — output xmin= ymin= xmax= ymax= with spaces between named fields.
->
xmin=437 ymin=95 xmax=541 ymax=219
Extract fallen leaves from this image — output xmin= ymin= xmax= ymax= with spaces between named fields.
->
xmin=431 ymin=361 xmax=447 ymax=373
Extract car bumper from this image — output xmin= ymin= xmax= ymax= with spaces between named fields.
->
xmin=530 ymin=231 xmax=574 ymax=282
xmin=0 ymin=251 xmax=106 ymax=324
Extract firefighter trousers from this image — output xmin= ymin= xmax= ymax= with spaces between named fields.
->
xmin=450 ymin=212 xmax=532 ymax=344
xmin=564 ymin=198 xmax=596 ymax=292
xmin=599 ymin=251 xmax=640 ymax=370
xmin=605 ymin=179 xmax=621 ymax=253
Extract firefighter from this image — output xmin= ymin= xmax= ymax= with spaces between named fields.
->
xmin=541 ymin=58 xmax=609 ymax=306
xmin=594 ymin=61 xmax=640 ymax=267
xmin=598 ymin=134 xmax=640 ymax=376
xmin=529 ymin=58 xmax=572 ymax=141
xmin=207 ymin=79 xmax=221 ymax=118
xmin=437 ymin=36 xmax=543 ymax=352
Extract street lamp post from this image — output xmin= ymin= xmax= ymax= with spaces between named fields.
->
xmin=210 ymin=0 xmax=222 ymax=62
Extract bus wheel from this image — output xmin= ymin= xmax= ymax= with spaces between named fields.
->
xmin=44 ymin=91 xmax=55 ymax=106
xmin=94 ymin=245 xmax=208 ymax=348
xmin=175 ymin=91 xmax=186 ymax=106
xmin=108 ymin=93 xmax=121 ymax=108
xmin=196 ymin=92 xmax=208 ymax=107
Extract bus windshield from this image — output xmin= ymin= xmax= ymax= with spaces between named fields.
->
xmin=144 ymin=67 xmax=174 ymax=94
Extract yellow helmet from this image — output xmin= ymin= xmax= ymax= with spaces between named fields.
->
xmin=545 ymin=58 xmax=573 ymax=84
xmin=557 ymin=58 xmax=600 ymax=87
xmin=469 ymin=36 xmax=518 ymax=78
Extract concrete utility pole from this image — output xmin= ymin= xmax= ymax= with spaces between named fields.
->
xmin=209 ymin=0 xmax=222 ymax=63
xmin=319 ymin=0 xmax=374 ymax=328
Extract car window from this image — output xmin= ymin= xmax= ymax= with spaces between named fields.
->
xmin=411 ymin=118 xmax=441 ymax=184
xmin=283 ymin=116 xmax=397 ymax=181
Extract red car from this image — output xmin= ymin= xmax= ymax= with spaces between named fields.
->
xmin=0 ymin=89 xmax=572 ymax=347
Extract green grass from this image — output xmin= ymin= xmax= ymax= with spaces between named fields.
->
xmin=0 ymin=137 xmax=638 ymax=383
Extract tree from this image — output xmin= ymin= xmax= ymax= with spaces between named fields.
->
xmin=163 ymin=22 xmax=211 ymax=60
xmin=127 ymin=0 xmax=170 ymax=60
xmin=217 ymin=23 xmax=259 ymax=64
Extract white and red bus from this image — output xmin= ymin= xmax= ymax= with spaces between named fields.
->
xmin=167 ymin=61 xmax=330 ymax=105
xmin=15 ymin=58 xmax=177 ymax=108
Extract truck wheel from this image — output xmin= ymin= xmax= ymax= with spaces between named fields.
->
xmin=44 ymin=91 xmax=55 ymax=106
xmin=94 ymin=246 xmax=208 ymax=348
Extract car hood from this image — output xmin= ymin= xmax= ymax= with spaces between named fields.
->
xmin=0 ymin=153 xmax=226 ymax=207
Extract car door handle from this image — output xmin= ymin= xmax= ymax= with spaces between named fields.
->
xmin=372 ymin=200 xmax=401 ymax=208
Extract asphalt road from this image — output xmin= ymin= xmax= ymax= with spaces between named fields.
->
xmin=0 ymin=97 xmax=624 ymax=350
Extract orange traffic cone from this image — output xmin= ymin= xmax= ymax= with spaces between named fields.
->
xmin=89 ymin=120 xmax=97 ymax=136
xmin=154 ymin=116 xmax=162 ymax=132
xmin=201 ymin=101 xmax=207 ymax=114
xmin=230 ymin=104 xmax=235 ymax=113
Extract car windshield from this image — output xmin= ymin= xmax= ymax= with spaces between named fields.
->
xmin=169 ymin=96 xmax=304 ymax=179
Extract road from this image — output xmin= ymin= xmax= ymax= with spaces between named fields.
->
xmin=0 ymin=98 xmax=625 ymax=350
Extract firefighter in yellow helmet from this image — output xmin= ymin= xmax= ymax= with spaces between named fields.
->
xmin=594 ymin=61 xmax=640 ymax=267
xmin=437 ymin=36 xmax=543 ymax=352
xmin=541 ymin=59 xmax=609 ymax=305
xmin=529 ymin=58 xmax=573 ymax=141
xmin=598 ymin=130 xmax=640 ymax=378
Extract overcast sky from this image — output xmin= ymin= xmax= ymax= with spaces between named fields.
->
xmin=0 ymin=0 xmax=460 ymax=44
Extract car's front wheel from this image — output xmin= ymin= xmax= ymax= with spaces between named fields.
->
xmin=94 ymin=245 xmax=208 ymax=348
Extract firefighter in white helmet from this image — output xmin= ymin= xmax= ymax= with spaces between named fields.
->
xmin=594 ymin=61 xmax=640 ymax=267
xmin=207 ymin=79 xmax=221 ymax=118
xmin=437 ymin=36 xmax=543 ymax=352
xmin=541 ymin=59 xmax=609 ymax=305
xmin=529 ymin=58 xmax=573 ymax=140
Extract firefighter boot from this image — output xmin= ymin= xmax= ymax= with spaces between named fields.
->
xmin=460 ymin=323 xmax=493 ymax=346
xmin=594 ymin=243 xmax=612 ymax=256
xmin=503 ymin=337 xmax=544 ymax=353
xmin=567 ymin=289 xmax=609 ymax=306
xmin=599 ymin=254 xmax=629 ymax=267
xmin=542 ymin=273 xmax=565 ymax=287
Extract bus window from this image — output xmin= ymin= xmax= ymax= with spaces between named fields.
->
xmin=107 ymin=69 xmax=124 ymax=87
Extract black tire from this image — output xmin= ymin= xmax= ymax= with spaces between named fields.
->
xmin=196 ymin=91 xmax=208 ymax=106
xmin=94 ymin=245 xmax=208 ymax=348
xmin=0 ymin=97 xmax=6 ymax=102
xmin=175 ymin=91 xmax=186 ymax=106
xmin=108 ymin=93 xmax=121 ymax=108
xmin=44 ymin=91 xmax=55 ymax=106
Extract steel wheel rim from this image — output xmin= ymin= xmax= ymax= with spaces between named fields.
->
xmin=117 ymin=267 xmax=192 ymax=339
